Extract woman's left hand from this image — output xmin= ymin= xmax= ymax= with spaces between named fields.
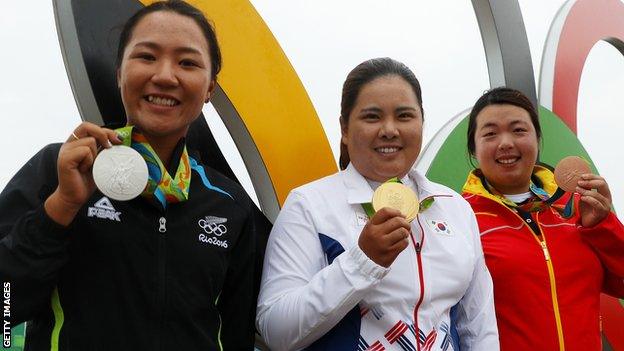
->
xmin=576 ymin=174 xmax=612 ymax=227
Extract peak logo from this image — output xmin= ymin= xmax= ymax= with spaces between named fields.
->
xmin=87 ymin=197 xmax=121 ymax=222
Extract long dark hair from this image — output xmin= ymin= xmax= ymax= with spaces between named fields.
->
xmin=116 ymin=0 xmax=222 ymax=79
xmin=339 ymin=57 xmax=423 ymax=170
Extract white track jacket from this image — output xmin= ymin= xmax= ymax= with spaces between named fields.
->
xmin=257 ymin=165 xmax=499 ymax=351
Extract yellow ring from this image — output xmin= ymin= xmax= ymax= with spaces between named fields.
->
xmin=141 ymin=0 xmax=337 ymax=207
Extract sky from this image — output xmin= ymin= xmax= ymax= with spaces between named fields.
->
xmin=1 ymin=0 xmax=623 ymax=212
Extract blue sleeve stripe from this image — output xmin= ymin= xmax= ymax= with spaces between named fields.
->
xmin=318 ymin=233 xmax=345 ymax=264
xmin=449 ymin=304 xmax=461 ymax=350
xmin=189 ymin=157 xmax=233 ymax=200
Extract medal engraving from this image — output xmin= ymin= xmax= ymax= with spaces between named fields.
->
xmin=93 ymin=145 xmax=148 ymax=201
xmin=372 ymin=182 xmax=419 ymax=222
xmin=554 ymin=156 xmax=592 ymax=193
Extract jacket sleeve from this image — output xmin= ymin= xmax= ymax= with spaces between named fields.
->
xmin=0 ymin=144 xmax=72 ymax=324
xmin=256 ymin=191 xmax=389 ymax=351
xmin=578 ymin=211 xmax=624 ymax=297
xmin=217 ymin=198 xmax=271 ymax=350
xmin=455 ymin=205 xmax=500 ymax=350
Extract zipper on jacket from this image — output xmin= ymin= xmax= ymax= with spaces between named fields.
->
xmin=157 ymin=215 xmax=167 ymax=351
xmin=410 ymin=216 xmax=426 ymax=351
xmin=159 ymin=217 xmax=167 ymax=233
xmin=513 ymin=209 xmax=565 ymax=351
xmin=532 ymin=213 xmax=565 ymax=351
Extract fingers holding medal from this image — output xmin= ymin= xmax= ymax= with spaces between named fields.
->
xmin=61 ymin=123 xmax=122 ymax=174
xmin=46 ymin=123 xmax=125 ymax=226
xmin=554 ymin=156 xmax=612 ymax=227
xmin=358 ymin=181 xmax=418 ymax=268
xmin=56 ymin=123 xmax=125 ymax=205
xmin=65 ymin=123 xmax=147 ymax=202
xmin=576 ymin=174 xmax=612 ymax=201
xmin=65 ymin=122 xmax=121 ymax=147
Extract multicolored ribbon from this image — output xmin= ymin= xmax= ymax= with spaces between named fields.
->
xmin=485 ymin=179 xmax=574 ymax=218
xmin=116 ymin=126 xmax=191 ymax=209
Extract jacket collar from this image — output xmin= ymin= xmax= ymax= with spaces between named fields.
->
xmin=462 ymin=164 xmax=559 ymax=206
xmin=341 ymin=163 xmax=442 ymax=205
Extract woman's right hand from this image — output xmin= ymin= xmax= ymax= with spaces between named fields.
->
xmin=44 ymin=122 xmax=122 ymax=226
xmin=358 ymin=207 xmax=411 ymax=267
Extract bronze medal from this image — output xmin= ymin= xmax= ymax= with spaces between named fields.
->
xmin=554 ymin=156 xmax=592 ymax=193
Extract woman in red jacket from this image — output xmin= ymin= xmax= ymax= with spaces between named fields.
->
xmin=461 ymin=87 xmax=624 ymax=351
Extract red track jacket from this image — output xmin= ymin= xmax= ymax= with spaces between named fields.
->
xmin=462 ymin=166 xmax=624 ymax=351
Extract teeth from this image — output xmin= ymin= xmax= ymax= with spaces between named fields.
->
xmin=498 ymin=158 xmax=518 ymax=164
xmin=377 ymin=147 xmax=399 ymax=154
xmin=147 ymin=95 xmax=177 ymax=106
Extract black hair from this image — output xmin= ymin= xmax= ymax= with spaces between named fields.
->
xmin=466 ymin=87 xmax=541 ymax=158
xmin=115 ymin=0 xmax=222 ymax=79
xmin=339 ymin=57 xmax=423 ymax=170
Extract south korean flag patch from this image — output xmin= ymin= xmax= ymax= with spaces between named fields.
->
xmin=428 ymin=220 xmax=452 ymax=236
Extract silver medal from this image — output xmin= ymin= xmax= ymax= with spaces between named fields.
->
xmin=92 ymin=145 xmax=148 ymax=201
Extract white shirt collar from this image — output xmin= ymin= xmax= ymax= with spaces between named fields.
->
xmin=341 ymin=163 xmax=434 ymax=204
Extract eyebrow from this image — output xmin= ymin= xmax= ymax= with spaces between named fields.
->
xmin=133 ymin=41 xmax=203 ymax=55
xmin=479 ymin=119 xmax=529 ymax=129
xmin=359 ymin=107 xmax=383 ymax=114
xmin=359 ymin=106 xmax=419 ymax=113
xmin=396 ymin=106 xmax=419 ymax=113
xmin=479 ymin=122 xmax=498 ymax=129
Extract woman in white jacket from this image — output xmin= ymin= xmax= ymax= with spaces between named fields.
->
xmin=256 ymin=58 xmax=499 ymax=351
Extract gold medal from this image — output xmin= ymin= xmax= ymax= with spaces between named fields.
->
xmin=372 ymin=182 xmax=419 ymax=222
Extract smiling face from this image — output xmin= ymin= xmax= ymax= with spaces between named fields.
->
xmin=341 ymin=75 xmax=423 ymax=182
xmin=117 ymin=11 xmax=215 ymax=143
xmin=473 ymin=104 xmax=539 ymax=194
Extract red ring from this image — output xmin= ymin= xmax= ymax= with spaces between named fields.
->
xmin=552 ymin=0 xmax=624 ymax=134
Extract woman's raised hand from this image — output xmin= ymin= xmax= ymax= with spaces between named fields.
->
xmin=576 ymin=174 xmax=613 ymax=228
xmin=44 ymin=122 xmax=122 ymax=226
xmin=358 ymin=207 xmax=411 ymax=267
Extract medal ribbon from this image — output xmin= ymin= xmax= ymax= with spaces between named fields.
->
xmin=115 ymin=126 xmax=191 ymax=209
xmin=485 ymin=178 xmax=574 ymax=218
